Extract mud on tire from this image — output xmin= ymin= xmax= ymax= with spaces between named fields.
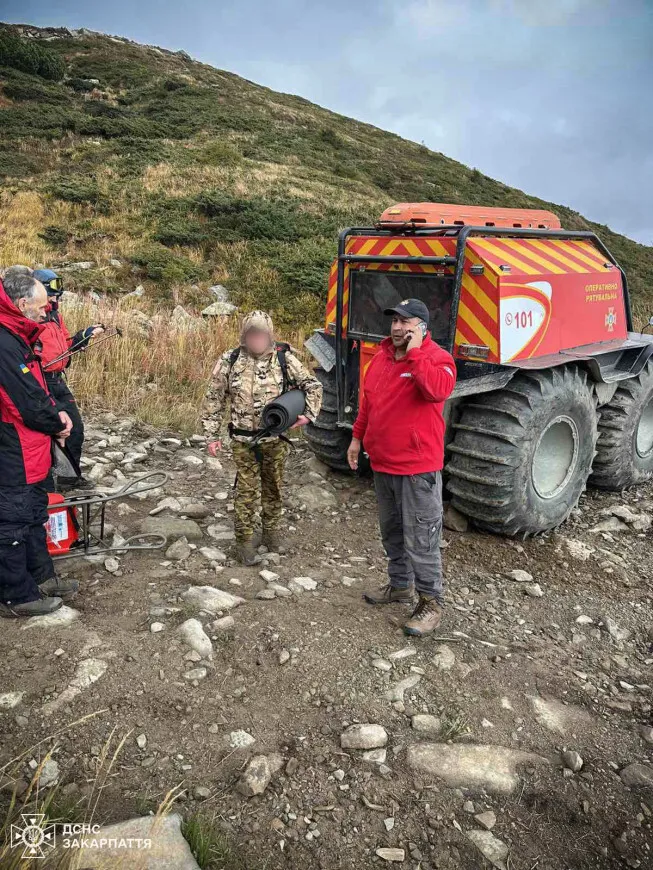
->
xmin=591 ymin=362 xmax=653 ymax=490
xmin=445 ymin=366 xmax=597 ymax=536
xmin=304 ymin=367 xmax=351 ymax=472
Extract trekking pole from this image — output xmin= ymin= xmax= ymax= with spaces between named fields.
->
xmin=42 ymin=326 xmax=123 ymax=371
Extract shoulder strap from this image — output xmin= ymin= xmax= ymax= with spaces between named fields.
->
xmin=276 ymin=343 xmax=290 ymax=393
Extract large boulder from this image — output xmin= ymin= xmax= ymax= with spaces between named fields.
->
xmin=138 ymin=517 xmax=203 ymax=540
xmin=202 ymin=301 xmax=237 ymax=317
xmin=50 ymin=813 xmax=200 ymax=869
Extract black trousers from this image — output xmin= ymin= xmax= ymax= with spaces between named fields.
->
xmin=0 ymin=482 xmax=55 ymax=604
xmin=45 ymin=373 xmax=84 ymax=469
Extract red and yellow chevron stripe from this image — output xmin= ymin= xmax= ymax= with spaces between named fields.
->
xmin=468 ymin=238 xmax=611 ymax=276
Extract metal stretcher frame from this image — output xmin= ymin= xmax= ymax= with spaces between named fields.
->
xmin=50 ymin=471 xmax=169 ymax=560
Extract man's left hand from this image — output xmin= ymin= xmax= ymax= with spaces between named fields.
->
xmin=406 ymin=327 xmax=424 ymax=353
xmin=290 ymin=414 xmax=310 ymax=429
xmin=89 ymin=324 xmax=105 ymax=338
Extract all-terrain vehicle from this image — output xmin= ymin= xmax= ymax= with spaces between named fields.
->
xmin=304 ymin=203 xmax=653 ymax=535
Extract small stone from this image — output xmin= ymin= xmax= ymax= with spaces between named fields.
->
xmin=136 ymin=734 xmax=147 ymax=749
xmin=104 ymin=556 xmax=120 ymax=574
xmin=411 ymin=714 xmax=441 ymax=736
xmin=229 ymin=730 xmax=256 ymax=749
xmin=256 ymin=589 xmax=276 ymax=600
xmin=562 ymin=750 xmax=583 ymax=772
xmin=183 ymin=667 xmax=208 ymax=682
xmin=371 ymin=658 xmax=392 ymax=672
xmin=236 ymin=755 xmax=273 ymax=797
xmin=620 ymin=763 xmax=653 ymax=789
xmin=289 ymin=576 xmax=317 ymax=592
xmin=38 ymin=760 xmax=60 ymax=788
xmin=590 ymin=517 xmax=629 ymax=533
xmin=463 ymin=800 xmax=476 ymax=814
xmin=386 ymin=675 xmax=421 ymax=702
xmin=199 ymin=547 xmax=227 ymax=562
xmin=575 ymin=615 xmax=593 ymax=625
xmin=383 ymin=817 xmax=395 ymax=832
xmin=376 ymin=848 xmax=405 ymax=863
xmin=279 ymin=649 xmax=291 ymax=665
xmin=340 ymin=724 xmax=388 ymax=750
xmin=0 ymin=692 xmax=24 ymax=709
xmin=362 ymin=748 xmax=387 ymax=764
xmin=507 ymin=569 xmax=533 ymax=583
xmin=388 ymin=646 xmax=417 ymax=662
xmin=259 ymin=569 xmax=279 ymax=583
xmin=432 ymin=645 xmax=456 ymax=670
xmin=269 ymin=583 xmax=292 ymax=598
xmin=599 ymin=615 xmax=631 ymax=642
xmin=181 ymin=586 xmax=244 ymax=613
xmin=443 ymin=504 xmax=469 ymax=532
xmin=179 ymin=618 xmax=213 ymax=659
xmin=475 ymin=810 xmax=497 ymax=830
xmin=209 ymin=616 xmax=235 ymax=633
xmin=467 ymin=829 xmax=509 ymax=870
xmin=524 ymin=583 xmax=544 ymax=598
xmin=166 ymin=537 xmax=191 ymax=562
xmin=639 ymin=725 xmax=653 ymax=745
xmin=22 ymin=605 xmax=79 ymax=630
xmin=194 ymin=785 xmax=211 ymax=800
xmin=150 ymin=622 xmax=165 ymax=633
xmin=565 ymin=539 xmax=593 ymax=561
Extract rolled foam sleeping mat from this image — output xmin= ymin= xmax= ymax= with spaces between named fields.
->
xmin=260 ymin=389 xmax=306 ymax=435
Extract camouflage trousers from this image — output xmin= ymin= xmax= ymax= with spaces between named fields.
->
xmin=231 ymin=439 xmax=289 ymax=543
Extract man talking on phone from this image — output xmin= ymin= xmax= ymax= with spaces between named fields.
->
xmin=347 ymin=299 xmax=456 ymax=637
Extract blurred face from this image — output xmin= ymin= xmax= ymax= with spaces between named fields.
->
xmin=18 ymin=282 xmax=49 ymax=323
xmin=390 ymin=314 xmax=421 ymax=347
xmin=244 ymin=326 xmax=272 ymax=355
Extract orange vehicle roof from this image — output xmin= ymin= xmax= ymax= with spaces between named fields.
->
xmin=378 ymin=202 xmax=561 ymax=230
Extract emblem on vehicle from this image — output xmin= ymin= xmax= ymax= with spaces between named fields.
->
xmin=605 ymin=307 xmax=617 ymax=332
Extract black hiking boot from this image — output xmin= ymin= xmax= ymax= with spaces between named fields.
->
xmin=262 ymin=529 xmax=287 ymax=554
xmin=363 ymin=583 xmax=416 ymax=606
xmin=0 ymin=593 xmax=63 ymax=619
xmin=39 ymin=576 xmax=79 ymax=602
xmin=238 ymin=540 xmax=259 ymax=566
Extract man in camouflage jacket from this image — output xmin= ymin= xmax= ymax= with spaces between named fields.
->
xmin=204 ymin=311 xmax=322 ymax=564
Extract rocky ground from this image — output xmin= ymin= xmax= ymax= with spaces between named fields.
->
xmin=1 ymin=414 xmax=652 ymax=870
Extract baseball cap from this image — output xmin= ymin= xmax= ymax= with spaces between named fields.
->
xmin=384 ymin=298 xmax=430 ymax=325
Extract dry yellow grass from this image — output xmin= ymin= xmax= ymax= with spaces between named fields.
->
xmin=62 ymin=299 xmax=306 ymax=434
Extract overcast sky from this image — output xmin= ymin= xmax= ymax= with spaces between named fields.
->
xmin=4 ymin=0 xmax=652 ymax=245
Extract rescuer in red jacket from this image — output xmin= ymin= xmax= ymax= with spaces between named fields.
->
xmin=0 ymin=271 xmax=80 ymax=617
xmin=34 ymin=268 xmax=105 ymax=489
xmin=347 ymin=299 xmax=456 ymax=637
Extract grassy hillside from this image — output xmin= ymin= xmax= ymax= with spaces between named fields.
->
xmin=1 ymin=23 xmax=652 ymax=328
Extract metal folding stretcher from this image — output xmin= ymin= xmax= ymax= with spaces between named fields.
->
xmin=46 ymin=471 xmax=169 ymax=559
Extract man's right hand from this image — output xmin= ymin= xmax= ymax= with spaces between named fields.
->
xmin=56 ymin=411 xmax=73 ymax=445
xmin=347 ymin=437 xmax=361 ymax=471
xmin=57 ymin=411 xmax=73 ymax=439
xmin=208 ymin=440 xmax=222 ymax=456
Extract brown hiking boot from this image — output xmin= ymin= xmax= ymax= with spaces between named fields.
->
xmin=238 ymin=540 xmax=259 ymax=566
xmin=0 ymin=594 xmax=63 ymax=619
xmin=363 ymin=583 xmax=416 ymax=606
xmin=404 ymin=596 xmax=443 ymax=637
xmin=262 ymin=529 xmax=287 ymax=554
xmin=39 ymin=576 xmax=79 ymax=602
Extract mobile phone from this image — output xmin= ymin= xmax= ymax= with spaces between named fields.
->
xmin=418 ymin=321 xmax=428 ymax=337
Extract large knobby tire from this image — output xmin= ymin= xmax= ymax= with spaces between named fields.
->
xmin=591 ymin=363 xmax=653 ymax=490
xmin=446 ymin=366 xmax=597 ymax=535
xmin=304 ymin=367 xmax=351 ymax=472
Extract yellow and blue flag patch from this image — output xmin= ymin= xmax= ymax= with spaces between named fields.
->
xmin=20 ymin=364 xmax=30 ymax=374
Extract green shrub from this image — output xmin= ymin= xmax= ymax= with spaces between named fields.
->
xmin=0 ymin=145 xmax=38 ymax=177
xmin=0 ymin=32 xmax=65 ymax=80
xmin=195 ymin=140 xmax=241 ymax=167
xmin=2 ymin=77 xmax=71 ymax=104
xmin=38 ymin=225 xmax=70 ymax=247
xmin=131 ymin=243 xmax=206 ymax=284
xmin=154 ymin=218 xmax=208 ymax=247
xmin=47 ymin=176 xmax=107 ymax=207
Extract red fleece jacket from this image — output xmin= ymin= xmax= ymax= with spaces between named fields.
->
xmin=352 ymin=334 xmax=456 ymax=475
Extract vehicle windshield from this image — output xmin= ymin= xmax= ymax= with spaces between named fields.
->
xmin=348 ymin=270 xmax=453 ymax=344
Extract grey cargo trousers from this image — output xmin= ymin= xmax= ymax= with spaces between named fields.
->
xmin=373 ymin=471 xmax=444 ymax=605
